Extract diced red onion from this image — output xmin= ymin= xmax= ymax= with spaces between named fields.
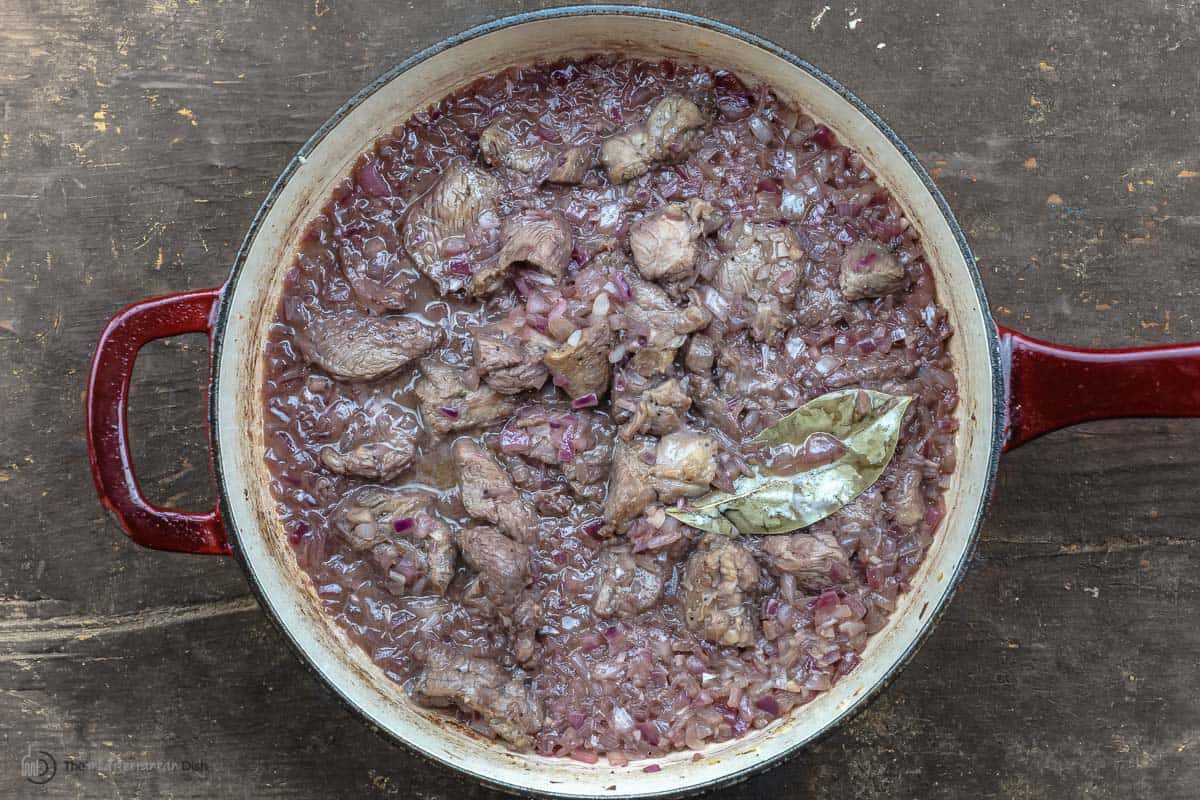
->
xmin=754 ymin=695 xmax=780 ymax=715
xmin=557 ymin=422 xmax=576 ymax=462
xmin=614 ymin=272 xmax=633 ymax=302
xmin=437 ymin=406 xmax=460 ymax=419
xmin=643 ymin=764 xmax=661 ymax=774
xmin=357 ymin=160 xmax=390 ymax=197
xmin=572 ymin=393 xmax=598 ymax=409
xmin=392 ymin=517 xmax=414 ymax=533
xmin=499 ymin=427 xmax=531 ymax=452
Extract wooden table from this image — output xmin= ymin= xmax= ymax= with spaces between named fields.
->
xmin=2 ymin=1 xmax=1197 ymax=797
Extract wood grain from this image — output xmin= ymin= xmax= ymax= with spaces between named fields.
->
xmin=1 ymin=1 xmax=1197 ymax=797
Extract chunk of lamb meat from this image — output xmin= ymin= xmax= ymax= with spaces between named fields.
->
xmin=478 ymin=120 xmax=595 ymax=184
xmin=887 ymin=465 xmax=924 ymax=529
xmin=602 ymin=437 xmax=657 ymax=536
xmin=651 ymin=431 xmax=718 ymax=503
xmin=591 ymin=545 xmax=671 ymax=619
xmin=453 ymin=438 xmax=537 ymax=543
xmin=453 ymin=525 xmax=530 ymax=607
xmin=683 ymin=334 xmax=716 ymax=375
xmin=619 ymin=376 xmax=691 ymax=439
xmin=497 ymin=405 xmax=615 ymax=498
xmin=511 ymin=593 xmax=545 ymax=666
xmin=794 ymin=286 xmax=849 ymax=328
xmin=628 ymin=199 xmax=717 ymax=282
xmin=620 ymin=275 xmax=712 ymax=376
xmin=402 ymin=164 xmax=504 ymax=298
xmin=760 ymin=530 xmax=850 ymax=590
xmin=471 ymin=315 xmax=554 ymax=395
xmin=714 ymin=220 xmax=805 ymax=342
xmin=840 ymin=239 xmax=906 ymax=301
xmin=414 ymin=359 xmax=517 ymax=436
xmin=601 ymin=94 xmax=708 ymax=184
xmin=497 ymin=211 xmax=573 ymax=279
xmin=412 ymin=645 xmax=541 ymax=748
xmin=680 ymin=534 xmax=761 ymax=648
xmin=689 ymin=373 xmax=742 ymax=439
xmin=294 ymin=310 xmax=444 ymax=383
xmin=318 ymin=427 xmax=416 ymax=482
xmin=330 ymin=487 xmax=455 ymax=595
xmin=543 ymin=318 xmax=614 ymax=401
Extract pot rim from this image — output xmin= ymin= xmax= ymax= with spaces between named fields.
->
xmin=208 ymin=5 xmax=1006 ymax=797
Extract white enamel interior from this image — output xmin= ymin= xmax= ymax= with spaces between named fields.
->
xmin=213 ymin=11 xmax=998 ymax=798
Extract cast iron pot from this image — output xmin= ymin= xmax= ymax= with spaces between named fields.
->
xmin=84 ymin=7 xmax=1200 ymax=798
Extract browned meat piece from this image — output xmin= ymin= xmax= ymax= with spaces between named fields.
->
xmin=497 ymin=212 xmax=573 ymax=279
xmin=620 ymin=275 xmax=712 ymax=376
xmin=498 ymin=405 xmax=615 ymax=496
xmin=887 ymin=466 xmax=924 ymax=528
xmin=824 ymin=354 xmax=917 ymax=388
xmin=620 ymin=377 xmax=691 ymax=439
xmin=689 ymin=373 xmax=741 ymax=439
xmin=543 ymin=318 xmax=613 ymax=401
xmin=715 ymin=220 xmax=804 ymax=342
xmin=479 ymin=121 xmax=545 ymax=173
xmin=295 ymin=309 xmax=446 ymax=383
xmin=471 ymin=312 xmax=555 ymax=396
xmin=840 ymin=240 xmax=906 ymax=301
xmin=402 ymin=164 xmax=504 ymax=297
xmin=650 ymin=431 xmax=718 ymax=503
xmin=414 ymin=359 xmax=517 ymax=436
xmin=330 ymin=487 xmax=456 ymax=595
xmin=453 ymin=525 xmax=530 ymax=606
xmin=318 ymin=428 xmax=416 ymax=482
xmin=512 ymin=594 xmax=544 ymax=666
xmin=336 ymin=233 xmax=417 ymax=311
xmin=545 ymin=145 xmax=595 ymax=184
xmin=602 ymin=437 xmax=657 ymax=536
xmin=591 ymin=545 xmax=670 ymax=618
xmin=628 ymin=199 xmax=716 ymax=282
xmin=601 ymin=94 xmax=707 ymax=184
xmin=680 ymin=534 xmax=761 ymax=648
xmin=794 ymin=286 xmax=849 ymax=328
xmin=683 ymin=334 xmax=716 ymax=375
xmin=760 ymin=530 xmax=850 ymax=589
xmin=294 ymin=310 xmax=444 ymax=383
xmin=479 ymin=120 xmax=595 ymax=185
xmin=412 ymin=644 xmax=541 ymax=748
xmin=452 ymin=438 xmax=537 ymax=543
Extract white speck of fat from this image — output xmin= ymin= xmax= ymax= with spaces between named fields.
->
xmin=1084 ymin=586 xmax=1100 ymax=598
xmin=848 ymin=17 xmax=862 ymax=29
xmin=877 ymin=42 xmax=887 ymax=49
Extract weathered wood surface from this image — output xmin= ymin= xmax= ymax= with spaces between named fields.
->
xmin=1 ymin=1 xmax=1197 ymax=797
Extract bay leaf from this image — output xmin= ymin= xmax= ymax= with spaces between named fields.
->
xmin=665 ymin=389 xmax=913 ymax=535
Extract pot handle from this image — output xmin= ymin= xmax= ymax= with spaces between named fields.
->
xmin=86 ymin=288 xmax=231 ymax=555
xmin=1001 ymin=326 xmax=1200 ymax=450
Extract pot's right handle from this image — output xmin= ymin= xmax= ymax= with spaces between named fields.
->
xmin=1000 ymin=326 xmax=1200 ymax=450
xmin=86 ymin=288 xmax=231 ymax=555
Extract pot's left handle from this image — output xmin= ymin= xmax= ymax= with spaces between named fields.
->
xmin=86 ymin=287 xmax=231 ymax=555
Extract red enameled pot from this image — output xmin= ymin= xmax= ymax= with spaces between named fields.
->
xmin=84 ymin=7 xmax=1200 ymax=798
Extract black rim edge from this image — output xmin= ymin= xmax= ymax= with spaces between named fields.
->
xmin=208 ymin=6 xmax=1006 ymax=798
